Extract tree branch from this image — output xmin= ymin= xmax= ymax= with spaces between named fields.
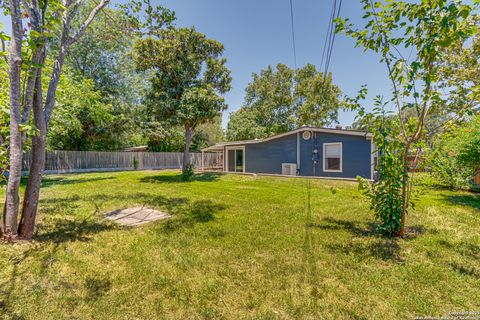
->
xmin=70 ymin=0 xmax=110 ymax=45
xmin=44 ymin=0 xmax=109 ymax=123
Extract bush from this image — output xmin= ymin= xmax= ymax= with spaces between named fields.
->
xmin=182 ymin=163 xmax=195 ymax=182
xmin=428 ymin=116 xmax=480 ymax=190
xmin=357 ymin=132 xmax=406 ymax=236
xmin=356 ymin=107 xmax=410 ymax=237
xmin=133 ymin=157 xmax=139 ymax=170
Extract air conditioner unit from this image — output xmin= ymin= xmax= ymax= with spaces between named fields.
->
xmin=282 ymin=163 xmax=297 ymax=176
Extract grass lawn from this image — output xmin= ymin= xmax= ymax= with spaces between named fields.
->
xmin=0 ymin=170 xmax=479 ymax=319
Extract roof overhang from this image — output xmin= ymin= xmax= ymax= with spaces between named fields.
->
xmin=201 ymin=127 xmax=372 ymax=152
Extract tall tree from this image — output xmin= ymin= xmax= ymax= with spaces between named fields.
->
xmin=2 ymin=0 xmax=110 ymax=240
xmin=338 ymin=0 xmax=479 ymax=236
xmin=133 ymin=27 xmax=232 ymax=171
xmin=226 ymin=63 xmax=342 ymax=141
xmin=0 ymin=31 xmax=8 ymax=182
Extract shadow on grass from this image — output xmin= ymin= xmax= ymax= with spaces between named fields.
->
xmin=0 ymin=190 xmax=226 ymax=318
xmin=161 ymin=200 xmax=226 ymax=233
xmin=19 ymin=175 xmax=116 ymax=188
xmin=37 ymin=192 xmax=226 ymax=239
xmin=302 ymin=202 xmax=324 ymax=303
xmin=309 ymin=217 xmax=376 ymax=237
xmin=449 ymin=262 xmax=480 ymax=279
xmin=35 ymin=218 xmax=116 ymax=243
xmin=315 ymin=217 xmax=413 ymax=263
xmin=139 ymin=172 xmax=223 ymax=184
xmin=442 ymin=194 xmax=480 ymax=210
xmin=41 ymin=176 xmax=117 ymax=188
xmin=85 ymin=276 xmax=112 ymax=301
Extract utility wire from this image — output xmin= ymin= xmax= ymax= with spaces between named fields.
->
xmin=320 ymin=0 xmax=336 ymax=72
xmin=323 ymin=0 xmax=342 ymax=77
xmin=289 ymin=0 xmax=297 ymax=70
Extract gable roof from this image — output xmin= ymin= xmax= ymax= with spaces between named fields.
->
xmin=202 ymin=127 xmax=372 ymax=152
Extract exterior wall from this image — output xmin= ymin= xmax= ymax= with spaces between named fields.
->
xmin=245 ymin=134 xmax=297 ymax=174
xmin=223 ymin=130 xmax=372 ymax=179
xmin=299 ymin=131 xmax=371 ymax=179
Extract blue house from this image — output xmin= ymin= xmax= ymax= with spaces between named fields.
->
xmin=202 ymin=126 xmax=375 ymax=180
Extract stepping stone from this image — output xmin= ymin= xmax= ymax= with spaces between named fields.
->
xmin=105 ymin=207 xmax=171 ymax=227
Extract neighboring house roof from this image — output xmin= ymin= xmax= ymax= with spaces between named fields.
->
xmin=202 ymin=126 xmax=372 ymax=152
xmin=124 ymin=146 xmax=149 ymax=152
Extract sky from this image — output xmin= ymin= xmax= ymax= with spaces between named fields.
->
xmin=0 ymin=0 xmax=391 ymax=128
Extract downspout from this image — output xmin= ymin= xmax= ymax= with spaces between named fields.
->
xmin=296 ymin=132 xmax=300 ymax=175
xmin=312 ymin=131 xmax=317 ymax=176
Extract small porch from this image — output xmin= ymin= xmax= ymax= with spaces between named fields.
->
xmin=201 ymin=143 xmax=246 ymax=173
xmin=200 ymin=144 xmax=225 ymax=171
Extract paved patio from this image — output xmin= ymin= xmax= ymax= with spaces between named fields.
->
xmin=105 ymin=207 xmax=171 ymax=226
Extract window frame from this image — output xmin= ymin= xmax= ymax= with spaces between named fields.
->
xmin=323 ymin=142 xmax=343 ymax=173
xmin=225 ymin=145 xmax=245 ymax=173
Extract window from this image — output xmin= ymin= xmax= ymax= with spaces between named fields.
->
xmin=323 ymin=143 xmax=342 ymax=172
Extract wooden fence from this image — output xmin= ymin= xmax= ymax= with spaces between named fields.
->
xmin=22 ymin=150 xmax=223 ymax=174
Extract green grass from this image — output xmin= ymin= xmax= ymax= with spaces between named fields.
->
xmin=0 ymin=170 xmax=479 ymax=319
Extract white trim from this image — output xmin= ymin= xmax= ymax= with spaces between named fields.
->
xmin=225 ymin=145 xmax=246 ymax=173
xmin=370 ymin=139 xmax=374 ymax=180
xmin=370 ymin=138 xmax=378 ymax=180
xmin=202 ymin=127 xmax=372 ymax=152
xmin=323 ymin=142 xmax=343 ymax=173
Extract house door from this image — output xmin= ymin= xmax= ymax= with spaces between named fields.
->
xmin=227 ymin=148 xmax=244 ymax=172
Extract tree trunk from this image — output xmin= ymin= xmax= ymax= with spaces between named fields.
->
xmin=182 ymin=125 xmax=193 ymax=171
xmin=18 ymin=69 xmax=46 ymax=239
xmin=397 ymin=148 xmax=410 ymax=237
xmin=3 ymin=0 xmax=24 ymax=240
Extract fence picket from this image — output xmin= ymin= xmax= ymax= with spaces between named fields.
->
xmin=22 ymin=150 xmax=223 ymax=174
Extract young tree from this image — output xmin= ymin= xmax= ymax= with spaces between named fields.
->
xmin=133 ymin=27 xmax=232 ymax=172
xmin=226 ymin=63 xmax=342 ymax=140
xmin=337 ymin=0 xmax=479 ymax=236
xmin=2 ymin=0 xmax=110 ymax=240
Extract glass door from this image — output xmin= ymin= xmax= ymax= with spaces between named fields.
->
xmin=235 ymin=149 xmax=244 ymax=172
xmin=227 ymin=148 xmax=244 ymax=172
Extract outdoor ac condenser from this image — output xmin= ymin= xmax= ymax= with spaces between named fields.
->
xmin=281 ymin=163 xmax=297 ymax=176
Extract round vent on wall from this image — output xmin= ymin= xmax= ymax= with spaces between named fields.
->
xmin=302 ymin=131 xmax=311 ymax=140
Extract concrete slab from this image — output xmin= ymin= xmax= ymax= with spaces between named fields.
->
xmin=105 ymin=207 xmax=171 ymax=227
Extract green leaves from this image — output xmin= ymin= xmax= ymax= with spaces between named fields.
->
xmin=227 ymin=63 xmax=342 ymax=141
xmin=133 ymin=27 xmax=231 ymax=133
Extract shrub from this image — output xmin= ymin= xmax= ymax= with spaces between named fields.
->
xmin=182 ymin=163 xmax=195 ymax=182
xmin=428 ymin=116 xmax=480 ymax=190
xmin=357 ymin=128 xmax=407 ymax=236
xmin=133 ymin=157 xmax=139 ymax=170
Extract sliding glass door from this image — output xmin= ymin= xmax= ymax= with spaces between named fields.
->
xmin=226 ymin=148 xmax=244 ymax=172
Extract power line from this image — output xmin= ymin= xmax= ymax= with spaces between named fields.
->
xmin=323 ymin=0 xmax=342 ymax=77
xmin=320 ymin=0 xmax=336 ymax=72
xmin=289 ymin=0 xmax=297 ymax=70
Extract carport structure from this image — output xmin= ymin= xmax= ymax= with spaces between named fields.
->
xmin=200 ymin=144 xmax=225 ymax=171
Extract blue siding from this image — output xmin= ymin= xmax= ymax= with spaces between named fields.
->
xmin=299 ymin=131 xmax=371 ymax=179
xmin=227 ymin=130 xmax=372 ymax=179
xmin=245 ymin=134 xmax=297 ymax=174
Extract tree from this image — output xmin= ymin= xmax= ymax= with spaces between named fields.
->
xmin=48 ymin=68 xmax=131 ymax=151
xmin=0 ymin=33 xmax=8 ymax=182
xmin=338 ymin=0 xmax=479 ymax=236
xmin=227 ymin=108 xmax=267 ymax=141
xmin=133 ymin=27 xmax=232 ymax=172
xmin=429 ymin=116 xmax=480 ymax=190
xmin=2 ymin=0 xmax=110 ymax=240
xmin=226 ymin=63 xmax=342 ymax=141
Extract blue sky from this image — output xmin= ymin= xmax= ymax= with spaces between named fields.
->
xmin=1 ymin=0 xmax=391 ymax=128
